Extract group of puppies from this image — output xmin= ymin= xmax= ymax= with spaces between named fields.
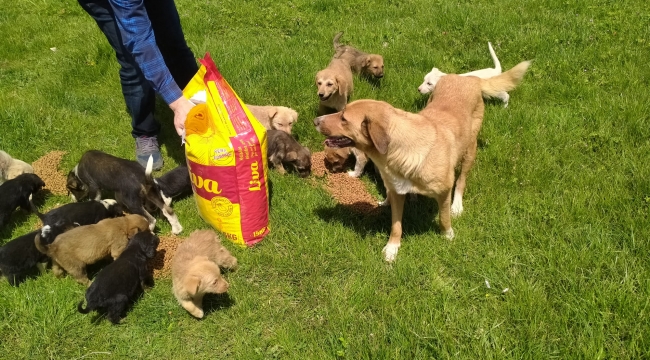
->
xmin=0 ymin=150 xmax=238 ymax=323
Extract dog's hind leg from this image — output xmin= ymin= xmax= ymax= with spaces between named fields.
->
xmin=118 ymin=194 xmax=157 ymax=231
xmin=106 ymin=295 xmax=129 ymax=324
xmin=451 ymin=141 xmax=478 ymax=218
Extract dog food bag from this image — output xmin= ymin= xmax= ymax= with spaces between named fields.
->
xmin=182 ymin=53 xmax=270 ymax=247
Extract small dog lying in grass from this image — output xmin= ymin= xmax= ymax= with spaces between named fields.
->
xmin=324 ymin=146 xmax=369 ymax=178
xmin=77 ymin=230 xmax=159 ymax=324
xmin=333 ymin=32 xmax=384 ymax=79
xmin=418 ymin=42 xmax=510 ymax=106
xmin=0 ymin=223 xmax=69 ymax=286
xmin=35 ymin=214 xmax=150 ymax=286
xmin=0 ymin=150 xmax=34 ymax=183
xmin=0 ymin=173 xmax=45 ymax=229
xmin=267 ymin=130 xmax=312 ymax=178
xmin=246 ymin=104 xmax=299 ymax=134
xmin=66 ymin=150 xmax=182 ymax=234
xmin=36 ymin=199 xmax=124 ymax=228
xmin=315 ymin=58 xmax=353 ymax=115
xmin=172 ymin=229 xmax=238 ymax=319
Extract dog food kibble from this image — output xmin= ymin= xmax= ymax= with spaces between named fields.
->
xmin=311 ymin=151 xmax=379 ymax=214
xmin=32 ymin=151 xmax=68 ymax=196
xmin=148 ymin=234 xmax=184 ymax=278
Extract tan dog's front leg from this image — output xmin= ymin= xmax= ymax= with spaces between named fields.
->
xmin=382 ymin=191 xmax=405 ymax=262
xmin=181 ymin=297 xmax=205 ymax=318
xmin=437 ymin=190 xmax=454 ymax=239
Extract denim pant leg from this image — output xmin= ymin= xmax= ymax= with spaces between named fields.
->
xmin=78 ymin=0 xmax=159 ymax=138
xmin=145 ymin=0 xmax=199 ymax=89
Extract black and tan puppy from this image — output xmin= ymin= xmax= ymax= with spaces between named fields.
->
xmin=333 ymin=32 xmax=384 ymax=79
xmin=36 ymin=199 xmax=124 ymax=228
xmin=66 ymin=150 xmax=182 ymax=234
xmin=267 ymin=130 xmax=311 ymax=178
xmin=324 ymin=145 xmax=369 ymax=178
xmin=0 ymin=223 xmax=69 ymax=286
xmin=0 ymin=173 xmax=45 ymax=229
xmin=78 ymin=231 xmax=159 ymax=324
xmin=35 ymin=214 xmax=151 ymax=286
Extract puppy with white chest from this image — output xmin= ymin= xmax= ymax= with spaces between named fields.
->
xmin=35 ymin=214 xmax=151 ymax=286
xmin=78 ymin=231 xmax=159 ymax=324
xmin=267 ymin=130 xmax=312 ymax=178
xmin=333 ymin=32 xmax=384 ymax=79
xmin=0 ymin=173 xmax=45 ymax=229
xmin=0 ymin=150 xmax=34 ymax=183
xmin=315 ymin=58 xmax=353 ymax=115
xmin=315 ymin=61 xmax=531 ymax=262
xmin=418 ymin=42 xmax=510 ymax=106
xmin=246 ymin=104 xmax=299 ymax=134
xmin=66 ymin=150 xmax=182 ymax=234
xmin=172 ymin=229 xmax=237 ymax=319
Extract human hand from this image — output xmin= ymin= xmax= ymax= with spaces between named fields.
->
xmin=169 ymin=96 xmax=196 ymax=138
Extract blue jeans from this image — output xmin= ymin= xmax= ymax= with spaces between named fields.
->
xmin=78 ymin=0 xmax=198 ymax=138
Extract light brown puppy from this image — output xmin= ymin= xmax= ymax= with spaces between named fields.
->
xmin=333 ymin=32 xmax=384 ymax=79
xmin=246 ymin=104 xmax=299 ymax=134
xmin=315 ymin=58 xmax=353 ymax=115
xmin=172 ymin=229 xmax=238 ymax=319
xmin=324 ymin=146 xmax=368 ymax=178
xmin=34 ymin=214 xmax=150 ymax=285
xmin=314 ymin=61 xmax=531 ymax=262
xmin=0 ymin=150 xmax=34 ymax=183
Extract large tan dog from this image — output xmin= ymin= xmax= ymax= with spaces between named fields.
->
xmin=315 ymin=58 xmax=353 ymax=115
xmin=314 ymin=61 xmax=530 ymax=262
xmin=35 ymin=214 xmax=150 ymax=285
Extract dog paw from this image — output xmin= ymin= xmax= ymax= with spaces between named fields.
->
xmin=443 ymin=228 xmax=455 ymax=240
xmin=347 ymin=170 xmax=361 ymax=178
xmin=171 ymin=224 xmax=183 ymax=235
xmin=450 ymin=202 xmax=463 ymax=218
xmin=382 ymin=243 xmax=400 ymax=262
xmin=378 ymin=198 xmax=390 ymax=207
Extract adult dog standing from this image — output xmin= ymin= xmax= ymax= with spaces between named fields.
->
xmin=314 ymin=61 xmax=530 ymax=262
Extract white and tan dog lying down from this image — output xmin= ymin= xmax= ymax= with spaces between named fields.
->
xmin=0 ymin=150 xmax=34 ymax=184
xmin=418 ymin=42 xmax=511 ymax=107
xmin=315 ymin=61 xmax=531 ymax=262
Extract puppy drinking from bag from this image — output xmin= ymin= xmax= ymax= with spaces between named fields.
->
xmin=267 ymin=130 xmax=312 ymax=178
xmin=172 ymin=229 xmax=237 ymax=319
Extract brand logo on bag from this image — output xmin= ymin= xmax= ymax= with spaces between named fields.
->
xmin=190 ymin=173 xmax=222 ymax=195
xmin=249 ymin=161 xmax=261 ymax=191
xmin=211 ymin=196 xmax=234 ymax=217
xmin=211 ymin=148 xmax=233 ymax=165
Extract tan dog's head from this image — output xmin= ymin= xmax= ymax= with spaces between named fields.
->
xmin=124 ymin=214 xmax=151 ymax=238
xmin=313 ymin=100 xmax=392 ymax=155
xmin=269 ymin=107 xmax=299 ymax=134
xmin=324 ymin=146 xmax=352 ymax=173
xmin=315 ymin=69 xmax=348 ymax=101
xmin=186 ymin=260 xmax=230 ymax=295
xmin=363 ymin=54 xmax=384 ymax=78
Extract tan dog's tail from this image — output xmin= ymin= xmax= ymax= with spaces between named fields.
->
xmin=480 ymin=60 xmax=531 ymax=98
xmin=333 ymin=32 xmax=344 ymax=49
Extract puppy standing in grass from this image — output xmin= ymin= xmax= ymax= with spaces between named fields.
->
xmin=78 ymin=231 xmax=159 ymax=324
xmin=333 ymin=32 xmax=384 ymax=79
xmin=35 ymin=214 xmax=150 ymax=286
xmin=315 ymin=61 xmax=531 ymax=262
xmin=172 ymin=229 xmax=237 ymax=319
xmin=315 ymin=58 xmax=353 ymax=115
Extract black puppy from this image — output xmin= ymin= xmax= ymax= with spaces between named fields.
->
xmin=267 ymin=130 xmax=312 ymax=178
xmin=155 ymin=165 xmax=192 ymax=205
xmin=0 ymin=173 xmax=45 ymax=229
xmin=0 ymin=223 xmax=69 ymax=286
xmin=77 ymin=231 xmax=160 ymax=324
xmin=66 ymin=150 xmax=182 ymax=234
xmin=36 ymin=199 xmax=124 ymax=228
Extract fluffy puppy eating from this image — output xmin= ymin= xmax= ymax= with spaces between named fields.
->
xmin=172 ymin=229 xmax=237 ymax=319
xmin=66 ymin=150 xmax=182 ymax=234
xmin=418 ymin=42 xmax=510 ymax=106
xmin=314 ymin=61 xmax=531 ymax=262
xmin=35 ymin=214 xmax=150 ymax=286
xmin=78 ymin=231 xmax=159 ymax=324
xmin=267 ymin=130 xmax=312 ymax=178
xmin=324 ymin=146 xmax=368 ymax=178
xmin=36 ymin=199 xmax=124 ymax=228
xmin=246 ymin=104 xmax=299 ymax=134
xmin=0 ymin=223 xmax=69 ymax=286
xmin=315 ymin=58 xmax=353 ymax=115
xmin=0 ymin=150 xmax=34 ymax=183
xmin=333 ymin=32 xmax=384 ymax=79
xmin=0 ymin=173 xmax=45 ymax=229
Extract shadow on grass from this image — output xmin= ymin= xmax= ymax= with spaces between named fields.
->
xmin=201 ymin=292 xmax=235 ymax=317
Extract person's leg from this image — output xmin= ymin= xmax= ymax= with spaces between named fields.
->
xmin=145 ymin=0 xmax=198 ymax=89
xmin=78 ymin=0 xmax=163 ymax=169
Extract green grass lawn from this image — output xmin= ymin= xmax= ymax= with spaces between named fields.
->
xmin=1 ymin=0 xmax=650 ymax=358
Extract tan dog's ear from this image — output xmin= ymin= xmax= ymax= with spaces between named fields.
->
xmin=128 ymin=226 xmax=140 ymax=238
xmin=267 ymin=107 xmax=278 ymax=120
xmin=285 ymin=151 xmax=298 ymax=162
xmin=184 ymin=275 xmax=201 ymax=296
xmin=335 ymin=75 xmax=348 ymax=98
xmin=364 ymin=117 xmax=390 ymax=154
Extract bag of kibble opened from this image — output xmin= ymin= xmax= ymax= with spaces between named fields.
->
xmin=182 ymin=53 xmax=270 ymax=247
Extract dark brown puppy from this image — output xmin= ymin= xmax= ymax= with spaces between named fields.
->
xmin=324 ymin=146 xmax=368 ymax=178
xmin=333 ymin=32 xmax=384 ymax=79
xmin=267 ymin=130 xmax=312 ymax=178
xmin=78 ymin=231 xmax=159 ymax=324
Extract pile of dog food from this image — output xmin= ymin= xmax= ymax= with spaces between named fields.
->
xmin=311 ymin=151 xmax=380 ymax=214
xmin=148 ymin=234 xmax=184 ymax=278
xmin=32 ymin=151 xmax=68 ymax=196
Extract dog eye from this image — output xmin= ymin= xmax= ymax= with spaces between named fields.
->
xmin=427 ymin=82 xmax=432 ymax=86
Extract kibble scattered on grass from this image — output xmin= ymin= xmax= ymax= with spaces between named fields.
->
xmin=311 ymin=151 xmax=379 ymax=214
xmin=148 ymin=234 xmax=184 ymax=278
xmin=32 ymin=151 xmax=68 ymax=196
